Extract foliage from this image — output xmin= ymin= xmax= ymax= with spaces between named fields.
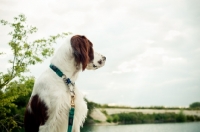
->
xmin=0 ymin=14 xmax=69 ymax=132
xmin=101 ymin=110 xmax=108 ymax=116
xmin=0 ymin=77 xmax=34 ymax=132
xmin=106 ymin=116 xmax=113 ymax=123
xmin=112 ymin=115 xmax=119 ymax=123
xmin=176 ymin=110 xmax=187 ymax=122
xmin=107 ymin=111 xmax=200 ymax=124
xmin=189 ymin=102 xmax=200 ymax=109
xmin=0 ymin=14 xmax=70 ymax=89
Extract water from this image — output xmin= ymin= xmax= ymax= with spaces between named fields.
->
xmin=81 ymin=122 xmax=200 ymax=132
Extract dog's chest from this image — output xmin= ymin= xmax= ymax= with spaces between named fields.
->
xmin=33 ymin=72 xmax=88 ymax=131
xmin=48 ymin=85 xmax=87 ymax=128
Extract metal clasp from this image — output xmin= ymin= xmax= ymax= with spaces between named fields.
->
xmin=71 ymin=95 xmax=75 ymax=108
xmin=62 ymin=74 xmax=67 ymax=80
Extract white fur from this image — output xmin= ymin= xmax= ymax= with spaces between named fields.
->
xmin=29 ymin=35 xmax=106 ymax=132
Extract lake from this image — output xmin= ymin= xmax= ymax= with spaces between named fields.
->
xmin=81 ymin=122 xmax=200 ymax=132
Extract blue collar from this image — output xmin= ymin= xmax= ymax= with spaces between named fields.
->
xmin=50 ymin=64 xmax=74 ymax=86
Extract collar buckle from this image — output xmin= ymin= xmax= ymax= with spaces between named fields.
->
xmin=62 ymin=74 xmax=75 ymax=86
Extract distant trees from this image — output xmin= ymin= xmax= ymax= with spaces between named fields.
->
xmin=107 ymin=111 xmax=200 ymax=124
xmin=189 ymin=102 xmax=200 ymax=109
xmin=0 ymin=14 xmax=69 ymax=131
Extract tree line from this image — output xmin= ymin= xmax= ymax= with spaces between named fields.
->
xmin=106 ymin=111 xmax=200 ymax=124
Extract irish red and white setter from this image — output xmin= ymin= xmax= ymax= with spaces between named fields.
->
xmin=24 ymin=35 xmax=106 ymax=132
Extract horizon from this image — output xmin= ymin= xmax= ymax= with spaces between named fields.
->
xmin=87 ymin=100 xmax=195 ymax=108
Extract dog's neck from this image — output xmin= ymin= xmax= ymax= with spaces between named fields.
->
xmin=50 ymin=41 xmax=82 ymax=82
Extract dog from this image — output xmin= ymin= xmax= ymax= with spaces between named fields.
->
xmin=24 ymin=35 xmax=106 ymax=132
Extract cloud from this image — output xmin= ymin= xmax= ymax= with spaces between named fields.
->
xmin=164 ymin=30 xmax=182 ymax=41
xmin=112 ymin=47 xmax=166 ymax=74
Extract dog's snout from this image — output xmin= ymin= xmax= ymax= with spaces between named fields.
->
xmin=102 ymin=56 xmax=106 ymax=61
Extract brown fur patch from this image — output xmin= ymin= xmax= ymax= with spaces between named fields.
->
xmin=24 ymin=94 xmax=48 ymax=132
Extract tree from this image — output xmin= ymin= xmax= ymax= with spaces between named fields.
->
xmin=0 ymin=14 xmax=70 ymax=132
xmin=189 ymin=102 xmax=200 ymax=109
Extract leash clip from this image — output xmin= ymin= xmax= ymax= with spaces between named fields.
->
xmin=62 ymin=74 xmax=75 ymax=107
xmin=71 ymin=95 xmax=75 ymax=108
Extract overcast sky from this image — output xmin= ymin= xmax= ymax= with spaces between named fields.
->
xmin=0 ymin=0 xmax=200 ymax=107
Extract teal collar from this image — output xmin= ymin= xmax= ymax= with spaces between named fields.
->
xmin=50 ymin=64 xmax=63 ymax=77
xmin=49 ymin=64 xmax=75 ymax=86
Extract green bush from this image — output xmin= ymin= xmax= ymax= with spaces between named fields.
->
xmin=176 ymin=111 xmax=187 ymax=122
xmin=112 ymin=115 xmax=119 ymax=123
xmin=107 ymin=116 xmax=113 ymax=123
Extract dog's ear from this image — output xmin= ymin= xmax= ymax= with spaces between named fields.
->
xmin=71 ymin=35 xmax=94 ymax=71
xmin=88 ymin=40 xmax=94 ymax=62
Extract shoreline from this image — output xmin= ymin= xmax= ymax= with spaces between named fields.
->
xmin=89 ymin=108 xmax=200 ymax=125
xmin=87 ymin=121 xmax=200 ymax=126
xmin=102 ymin=108 xmax=200 ymax=116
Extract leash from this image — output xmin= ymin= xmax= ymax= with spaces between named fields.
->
xmin=50 ymin=64 xmax=75 ymax=132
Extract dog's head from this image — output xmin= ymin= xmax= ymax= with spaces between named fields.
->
xmin=71 ymin=35 xmax=106 ymax=71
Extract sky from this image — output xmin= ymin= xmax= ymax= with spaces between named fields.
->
xmin=0 ymin=0 xmax=200 ymax=107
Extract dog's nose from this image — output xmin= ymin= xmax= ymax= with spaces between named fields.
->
xmin=102 ymin=56 xmax=106 ymax=61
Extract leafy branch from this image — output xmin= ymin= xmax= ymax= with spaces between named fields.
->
xmin=0 ymin=14 xmax=70 ymax=89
